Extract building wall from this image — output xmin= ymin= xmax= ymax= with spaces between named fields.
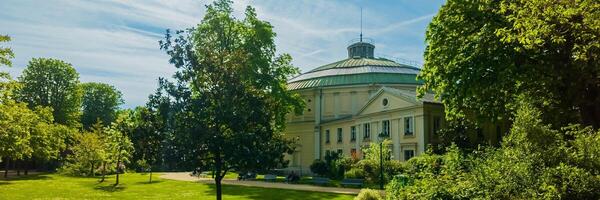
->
xmin=282 ymin=84 xmax=450 ymax=174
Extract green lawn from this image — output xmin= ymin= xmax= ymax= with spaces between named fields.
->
xmin=0 ymin=173 xmax=354 ymax=200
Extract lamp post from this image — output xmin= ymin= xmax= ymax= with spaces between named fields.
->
xmin=378 ymin=132 xmax=385 ymax=190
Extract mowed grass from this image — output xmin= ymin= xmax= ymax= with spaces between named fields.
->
xmin=0 ymin=173 xmax=354 ymax=200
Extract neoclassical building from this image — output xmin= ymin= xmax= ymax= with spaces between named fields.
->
xmin=283 ymin=39 xmax=448 ymax=174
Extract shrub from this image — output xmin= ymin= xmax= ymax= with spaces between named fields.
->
xmin=309 ymin=159 xmax=328 ymax=176
xmin=344 ymin=168 xmax=365 ymax=179
xmin=354 ymin=189 xmax=382 ymax=200
xmin=385 ymin=103 xmax=600 ymax=199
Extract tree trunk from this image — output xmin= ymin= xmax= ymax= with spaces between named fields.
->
xmin=24 ymin=159 xmax=28 ymax=175
xmin=16 ymin=160 xmax=20 ymax=176
xmin=4 ymin=158 xmax=9 ymax=178
xmin=149 ymin=166 xmax=152 ymax=183
xmin=115 ymin=158 xmax=121 ymax=186
xmin=100 ymin=162 xmax=106 ymax=182
xmin=214 ymin=153 xmax=222 ymax=200
xmin=90 ymin=163 xmax=94 ymax=176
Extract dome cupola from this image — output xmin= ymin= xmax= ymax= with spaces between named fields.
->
xmin=347 ymin=39 xmax=375 ymax=59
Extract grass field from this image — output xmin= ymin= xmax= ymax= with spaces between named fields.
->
xmin=0 ymin=173 xmax=354 ymax=200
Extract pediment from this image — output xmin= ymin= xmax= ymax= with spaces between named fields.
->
xmin=355 ymin=87 xmax=421 ymax=116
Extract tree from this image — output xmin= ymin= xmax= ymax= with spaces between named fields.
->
xmin=104 ymin=111 xmax=134 ymax=186
xmin=17 ymin=58 xmax=82 ymax=126
xmin=24 ymin=106 xmax=70 ymax=175
xmin=130 ymin=107 xmax=164 ymax=183
xmin=0 ymin=100 xmax=35 ymax=178
xmin=158 ymin=1 xmax=303 ymax=199
xmin=80 ymin=82 xmax=124 ymax=130
xmin=418 ymin=0 xmax=600 ymax=129
xmin=66 ymin=122 xmax=106 ymax=177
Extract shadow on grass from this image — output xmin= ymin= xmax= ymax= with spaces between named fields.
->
xmin=201 ymin=184 xmax=353 ymax=200
xmin=136 ymin=180 xmax=164 ymax=185
xmin=94 ymin=185 xmax=126 ymax=192
xmin=0 ymin=173 xmax=54 ymax=181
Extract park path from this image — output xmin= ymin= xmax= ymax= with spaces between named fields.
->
xmin=159 ymin=172 xmax=362 ymax=195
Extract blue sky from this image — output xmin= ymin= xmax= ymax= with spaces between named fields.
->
xmin=0 ymin=0 xmax=445 ymax=108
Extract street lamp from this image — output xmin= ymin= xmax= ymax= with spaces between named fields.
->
xmin=377 ymin=132 xmax=386 ymax=190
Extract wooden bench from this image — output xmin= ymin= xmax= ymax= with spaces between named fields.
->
xmin=311 ymin=177 xmax=330 ymax=185
xmin=340 ymin=178 xmax=364 ymax=187
xmin=264 ymin=174 xmax=277 ymax=182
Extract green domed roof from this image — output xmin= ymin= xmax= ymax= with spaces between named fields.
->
xmin=287 ymin=42 xmax=422 ymax=90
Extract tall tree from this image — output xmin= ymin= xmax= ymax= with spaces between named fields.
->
xmin=80 ymin=82 xmax=124 ymax=130
xmin=0 ymin=100 xmax=35 ymax=178
xmin=130 ymin=107 xmax=164 ymax=183
xmin=159 ymin=1 xmax=303 ymax=199
xmin=18 ymin=58 xmax=82 ymax=126
xmin=418 ymin=0 xmax=600 ymax=129
xmin=105 ymin=111 xmax=134 ymax=186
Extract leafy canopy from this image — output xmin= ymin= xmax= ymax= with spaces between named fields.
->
xmin=158 ymin=0 xmax=304 ymax=199
xmin=80 ymin=82 xmax=124 ymax=129
xmin=418 ymin=0 xmax=600 ymax=128
xmin=18 ymin=58 xmax=83 ymax=126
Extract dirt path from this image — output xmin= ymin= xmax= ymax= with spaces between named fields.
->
xmin=160 ymin=172 xmax=362 ymax=195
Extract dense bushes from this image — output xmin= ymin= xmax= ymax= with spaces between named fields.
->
xmin=355 ymin=189 xmax=383 ymax=200
xmin=310 ymin=151 xmax=355 ymax=179
xmin=309 ymin=159 xmax=328 ymax=177
xmin=385 ymin=104 xmax=600 ymax=199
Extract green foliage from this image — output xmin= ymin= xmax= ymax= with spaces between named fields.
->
xmin=0 ymin=100 xmax=36 ymax=161
xmin=418 ymin=0 xmax=600 ymax=128
xmin=62 ymin=123 xmax=106 ymax=176
xmin=80 ymin=82 xmax=124 ymax=129
xmin=344 ymin=168 xmax=365 ymax=179
xmin=128 ymin=107 xmax=164 ymax=173
xmin=354 ymin=189 xmax=382 ymax=200
xmin=310 ymin=159 xmax=329 ymax=177
xmin=17 ymin=58 xmax=82 ymax=127
xmin=105 ymin=112 xmax=134 ymax=172
xmin=157 ymin=1 xmax=303 ymax=198
xmin=386 ymin=104 xmax=600 ymax=199
xmin=353 ymin=140 xmax=401 ymax=183
xmin=28 ymin=106 xmax=71 ymax=162
xmin=0 ymin=35 xmax=14 ymax=68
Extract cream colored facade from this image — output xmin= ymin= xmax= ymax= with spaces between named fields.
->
xmin=283 ymin=85 xmax=446 ymax=174
xmin=282 ymin=39 xmax=508 ymax=174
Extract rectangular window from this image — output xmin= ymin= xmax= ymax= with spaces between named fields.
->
xmin=382 ymin=120 xmax=390 ymax=137
xmin=337 ymin=149 xmax=343 ymax=155
xmin=404 ymin=117 xmax=414 ymax=135
xmin=433 ymin=116 xmax=441 ymax=135
xmin=325 ymin=129 xmax=330 ymax=144
xmin=364 ymin=123 xmax=371 ymax=139
xmin=325 ymin=150 xmax=331 ymax=157
xmin=337 ymin=128 xmax=343 ymax=143
xmin=404 ymin=150 xmax=415 ymax=161
xmin=350 ymin=126 xmax=356 ymax=142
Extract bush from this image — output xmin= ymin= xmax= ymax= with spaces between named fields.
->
xmin=354 ymin=189 xmax=382 ymax=200
xmin=344 ymin=168 xmax=365 ymax=179
xmin=309 ymin=159 xmax=328 ymax=176
xmin=385 ymin=103 xmax=600 ymax=199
